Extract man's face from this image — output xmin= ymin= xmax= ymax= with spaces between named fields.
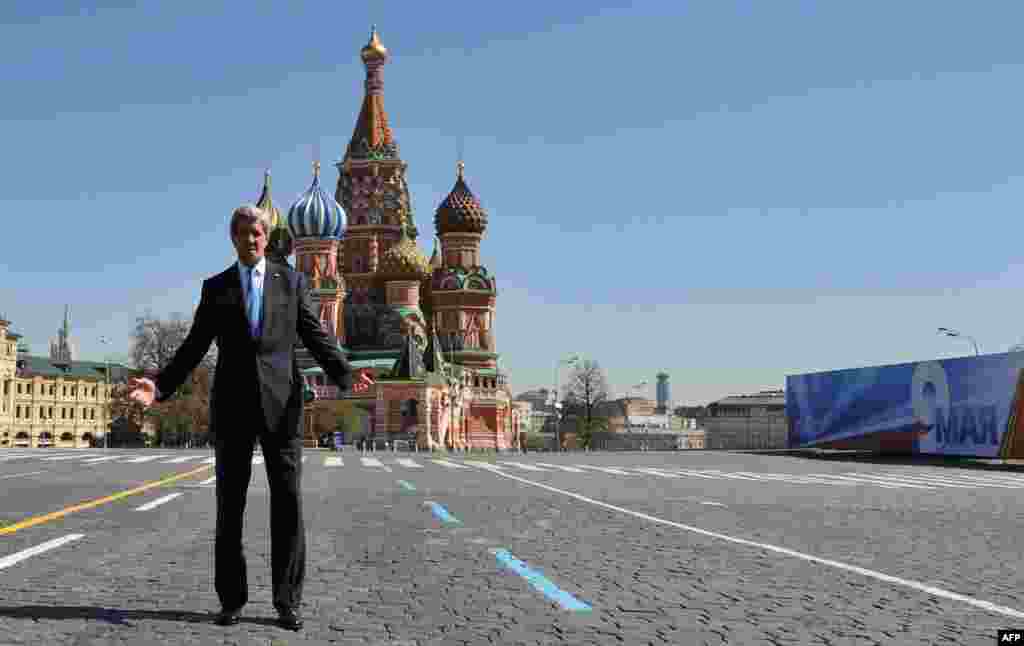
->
xmin=232 ymin=219 xmax=267 ymax=266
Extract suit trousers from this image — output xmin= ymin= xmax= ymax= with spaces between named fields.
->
xmin=214 ymin=405 xmax=305 ymax=611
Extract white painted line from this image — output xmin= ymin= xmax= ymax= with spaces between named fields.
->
xmin=200 ymin=457 xmax=216 ymax=464
xmin=807 ymin=473 xmax=926 ymax=489
xmin=82 ymin=456 xmax=121 ymax=463
xmin=536 ymin=462 xmax=586 ymax=473
xmin=122 ymin=455 xmax=171 ymax=463
xmin=134 ymin=493 xmax=183 ymax=511
xmin=0 ymin=471 xmax=45 ymax=480
xmin=161 ymin=456 xmax=196 ymax=464
xmin=733 ymin=472 xmax=859 ymax=487
xmin=480 ymin=467 xmax=1024 ymax=621
xmin=502 ymin=462 xmax=548 ymax=472
xmin=833 ymin=473 xmax=940 ymax=490
xmin=701 ymin=501 xmax=726 ymax=507
xmin=930 ymin=473 xmax=1024 ymax=488
xmin=396 ymin=458 xmax=423 ymax=468
xmin=302 ymin=456 xmax=308 ymax=463
xmin=199 ymin=476 xmax=217 ymax=485
xmin=0 ymin=534 xmax=85 ymax=570
xmin=659 ymin=469 xmax=725 ymax=480
xmin=43 ymin=455 xmax=96 ymax=461
xmin=698 ymin=470 xmax=766 ymax=482
xmin=918 ymin=471 xmax=1024 ymax=484
xmin=574 ymin=465 xmax=633 ymax=475
xmin=361 ymin=457 xmax=384 ymax=467
xmin=633 ymin=468 xmax=686 ymax=479
xmin=432 ymin=459 xmax=470 ymax=469
xmin=849 ymin=473 xmax=974 ymax=489
xmin=467 ymin=460 xmax=503 ymax=469
xmin=881 ymin=472 xmax=1023 ymax=489
xmin=325 ymin=456 xmax=343 ymax=467
xmin=252 ymin=456 xmax=265 ymax=465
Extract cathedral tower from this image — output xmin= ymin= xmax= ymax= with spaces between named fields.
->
xmin=335 ymin=28 xmax=414 ymax=290
xmin=287 ymin=161 xmax=347 ymax=344
xmin=335 ymin=27 xmax=422 ymax=349
xmin=431 ymin=161 xmax=498 ymax=369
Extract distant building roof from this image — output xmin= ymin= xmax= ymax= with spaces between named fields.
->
xmin=17 ymin=355 xmax=134 ymax=381
xmin=711 ymin=390 xmax=785 ymax=407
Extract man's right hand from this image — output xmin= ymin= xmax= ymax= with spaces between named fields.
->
xmin=127 ymin=377 xmax=157 ymax=408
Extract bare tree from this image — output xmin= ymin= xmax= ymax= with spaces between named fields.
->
xmin=130 ymin=310 xmax=217 ymax=375
xmin=563 ymin=359 xmax=611 ymax=429
xmin=129 ymin=310 xmax=216 ymax=447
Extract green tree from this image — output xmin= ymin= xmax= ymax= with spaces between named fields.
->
xmin=574 ymin=415 xmax=608 ymax=450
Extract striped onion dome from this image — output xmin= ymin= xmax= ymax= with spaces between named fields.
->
xmin=287 ymin=161 xmax=345 ymax=240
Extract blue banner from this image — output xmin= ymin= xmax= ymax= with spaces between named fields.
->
xmin=786 ymin=352 xmax=1024 ymax=457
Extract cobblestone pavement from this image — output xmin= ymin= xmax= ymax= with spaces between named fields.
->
xmin=0 ymin=447 xmax=1020 ymax=645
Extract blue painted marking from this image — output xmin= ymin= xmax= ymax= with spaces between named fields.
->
xmin=397 ymin=480 xmax=417 ymax=492
xmin=492 ymin=549 xmax=592 ymax=612
xmin=426 ymin=502 xmax=461 ymax=524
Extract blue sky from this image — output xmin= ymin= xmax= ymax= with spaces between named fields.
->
xmin=3 ymin=1 xmax=1024 ymax=405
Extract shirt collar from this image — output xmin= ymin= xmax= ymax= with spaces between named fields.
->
xmin=237 ymin=256 xmax=267 ymax=279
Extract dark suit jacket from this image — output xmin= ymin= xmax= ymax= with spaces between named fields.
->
xmin=154 ymin=259 xmax=353 ymax=437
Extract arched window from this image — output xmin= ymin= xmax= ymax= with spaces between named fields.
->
xmin=15 ymin=432 xmax=29 ymax=439
xmin=60 ymin=432 xmax=73 ymax=441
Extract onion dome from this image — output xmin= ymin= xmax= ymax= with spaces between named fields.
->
xmin=434 ymin=161 xmax=488 ymax=235
xmin=287 ymin=161 xmax=345 ymax=240
xmin=256 ymin=170 xmax=283 ymax=230
xmin=361 ymin=25 xmax=388 ymax=62
xmin=379 ymin=227 xmax=430 ymax=279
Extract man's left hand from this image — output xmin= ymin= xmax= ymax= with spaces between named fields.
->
xmin=352 ymin=372 xmax=374 ymax=394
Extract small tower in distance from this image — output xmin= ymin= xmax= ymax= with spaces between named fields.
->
xmin=655 ymin=372 xmax=671 ymax=415
xmin=50 ymin=305 xmax=77 ymax=369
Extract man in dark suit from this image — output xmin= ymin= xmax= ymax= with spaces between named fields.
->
xmin=127 ymin=204 xmax=372 ymax=631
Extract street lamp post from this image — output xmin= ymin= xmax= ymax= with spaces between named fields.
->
xmin=937 ymin=327 xmax=980 ymax=356
xmin=553 ymin=354 xmax=580 ymax=452
xmin=99 ymin=336 xmax=111 ymax=450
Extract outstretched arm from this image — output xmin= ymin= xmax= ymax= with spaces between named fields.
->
xmin=296 ymin=272 xmax=355 ymax=392
xmin=151 ymin=280 xmax=217 ymax=403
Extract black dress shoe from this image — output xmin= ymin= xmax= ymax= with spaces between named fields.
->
xmin=276 ymin=606 xmax=303 ymax=631
xmin=215 ymin=606 xmax=243 ymax=626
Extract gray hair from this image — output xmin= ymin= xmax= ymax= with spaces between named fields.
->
xmin=229 ymin=204 xmax=272 ymax=239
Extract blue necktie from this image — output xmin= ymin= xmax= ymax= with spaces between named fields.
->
xmin=247 ymin=266 xmax=262 ymax=338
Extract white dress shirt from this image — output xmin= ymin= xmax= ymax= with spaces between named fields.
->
xmin=237 ymin=256 xmax=267 ymax=315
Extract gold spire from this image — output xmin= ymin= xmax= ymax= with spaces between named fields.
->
xmin=457 ymin=160 xmax=465 ymax=181
xmin=257 ymin=169 xmax=282 ymax=230
xmin=361 ymin=25 xmax=388 ymax=62
xmin=313 ymin=160 xmax=320 ymax=179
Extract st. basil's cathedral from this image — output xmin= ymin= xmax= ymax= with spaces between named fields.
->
xmin=259 ymin=28 xmax=520 ymax=451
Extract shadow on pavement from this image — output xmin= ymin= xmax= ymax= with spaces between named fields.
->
xmin=0 ymin=605 xmax=279 ymax=627
xmin=737 ymin=449 xmax=1024 ymax=473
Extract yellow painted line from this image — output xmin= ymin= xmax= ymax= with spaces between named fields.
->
xmin=0 ymin=464 xmax=214 ymax=536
